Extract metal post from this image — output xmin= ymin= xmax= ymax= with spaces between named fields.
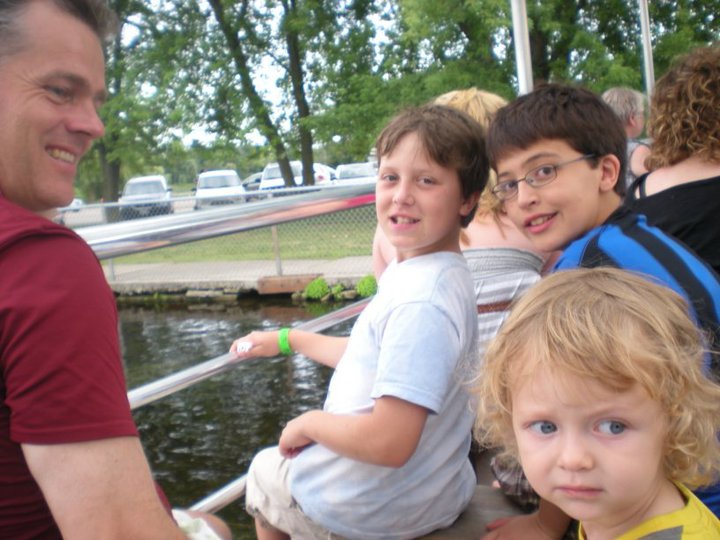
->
xmin=510 ymin=0 xmax=533 ymax=95
xmin=638 ymin=0 xmax=655 ymax=99
xmin=271 ymin=225 xmax=283 ymax=276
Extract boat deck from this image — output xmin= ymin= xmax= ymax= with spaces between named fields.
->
xmin=422 ymin=485 xmax=524 ymax=538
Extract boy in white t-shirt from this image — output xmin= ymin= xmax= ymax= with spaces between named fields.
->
xmin=230 ymin=103 xmax=488 ymax=539
xmin=475 ymin=267 xmax=720 ymax=539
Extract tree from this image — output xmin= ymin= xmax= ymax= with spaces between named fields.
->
xmin=76 ymin=0 xmax=719 ymax=202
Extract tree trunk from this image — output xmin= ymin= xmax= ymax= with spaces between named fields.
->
xmin=283 ymin=0 xmax=315 ymax=186
xmin=207 ymin=0 xmax=295 ymax=187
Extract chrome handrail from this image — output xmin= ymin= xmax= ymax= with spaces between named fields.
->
xmin=127 ymin=297 xmax=370 ymax=410
xmin=190 ymin=475 xmax=247 ymax=514
xmin=79 ymin=184 xmax=375 ymax=260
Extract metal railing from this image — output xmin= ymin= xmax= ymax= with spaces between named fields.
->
xmin=78 ymin=183 xmax=375 ymax=260
xmin=127 ymin=297 xmax=370 ymax=410
xmin=82 ymin=186 xmax=375 ymax=515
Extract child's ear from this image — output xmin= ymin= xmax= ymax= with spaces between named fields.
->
xmin=598 ymin=154 xmax=621 ymax=193
xmin=460 ymin=192 xmax=481 ymax=217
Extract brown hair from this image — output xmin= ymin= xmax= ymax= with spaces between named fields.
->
xmin=375 ymin=103 xmax=489 ymax=227
xmin=475 ymin=267 xmax=720 ymax=489
xmin=647 ymin=44 xmax=720 ymax=169
xmin=487 ymin=84 xmax=627 ymax=196
xmin=0 ymin=0 xmax=117 ymax=60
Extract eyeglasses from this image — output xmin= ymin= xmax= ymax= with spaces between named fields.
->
xmin=492 ymin=154 xmax=596 ymax=201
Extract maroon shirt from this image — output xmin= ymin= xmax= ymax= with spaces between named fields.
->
xmin=0 ymin=197 xmax=138 ymax=538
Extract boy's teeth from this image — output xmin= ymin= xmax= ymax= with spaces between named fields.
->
xmin=48 ymin=148 xmax=76 ymax=163
xmin=395 ymin=217 xmax=417 ymax=224
xmin=529 ymin=216 xmax=551 ymax=226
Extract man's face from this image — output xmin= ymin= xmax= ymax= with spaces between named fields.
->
xmin=0 ymin=1 xmax=106 ymax=215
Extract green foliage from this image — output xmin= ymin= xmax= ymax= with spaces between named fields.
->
xmin=331 ymin=283 xmax=345 ymax=300
xmin=304 ymin=277 xmax=331 ymax=300
xmin=356 ymin=275 xmax=377 ymax=297
xmin=85 ymin=0 xmax=718 ymax=203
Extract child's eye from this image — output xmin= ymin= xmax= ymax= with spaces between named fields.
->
xmin=498 ymin=180 xmax=519 ymax=192
xmin=531 ymin=165 xmax=556 ymax=181
xmin=419 ymin=176 xmax=434 ymax=185
xmin=597 ymin=420 xmax=626 ymax=435
xmin=528 ymin=420 xmax=557 ymax=435
xmin=379 ymin=174 xmax=398 ymax=183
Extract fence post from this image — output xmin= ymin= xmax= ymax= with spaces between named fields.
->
xmin=271 ymin=225 xmax=283 ymax=276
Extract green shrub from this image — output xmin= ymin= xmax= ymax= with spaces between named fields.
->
xmin=304 ymin=277 xmax=330 ymax=300
xmin=331 ymin=283 xmax=345 ymax=300
xmin=356 ymin=274 xmax=377 ymax=297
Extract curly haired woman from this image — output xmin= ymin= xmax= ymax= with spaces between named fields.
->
xmin=625 ymin=44 xmax=720 ymax=274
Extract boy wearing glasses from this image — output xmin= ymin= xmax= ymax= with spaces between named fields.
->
xmin=483 ymin=83 xmax=720 ymax=538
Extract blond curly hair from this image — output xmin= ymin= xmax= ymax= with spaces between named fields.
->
xmin=647 ymin=44 xmax=720 ymax=169
xmin=474 ymin=267 xmax=720 ymax=489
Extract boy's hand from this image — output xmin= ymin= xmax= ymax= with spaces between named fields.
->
xmin=278 ymin=411 xmax=318 ymax=458
xmin=229 ymin=330 xmax=280 ymax=358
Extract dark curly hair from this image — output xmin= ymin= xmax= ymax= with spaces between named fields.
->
xmin=647 ymin=44 xmax=720 ymax=169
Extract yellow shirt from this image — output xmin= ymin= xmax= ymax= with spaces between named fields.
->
xmin=578 ymin=483 xmax=720 ymax=539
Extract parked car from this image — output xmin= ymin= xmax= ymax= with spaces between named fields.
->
xmin=259 ymin=161 xmax=336 ymax=190
xmin=60 ymin=197 xmax=85 ymax=212
xmin=335 ymin=162 xmax=377 ymax=185
xmin=193 ymin=169 xmax=247 ymax=210
xmin=118 ymin=175 xmax=173 ymax=219
xmin=242 ymin=172 xmax=262 ymax=191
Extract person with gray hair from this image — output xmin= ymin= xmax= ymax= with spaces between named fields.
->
xmin=0 ymin=1 xmax=230 ymax=538
xmin=602 ymin=86 xmax=651 ymax=189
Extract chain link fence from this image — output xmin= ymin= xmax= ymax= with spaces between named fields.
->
xmin=60 ymin=197 xmax=377 ymax=291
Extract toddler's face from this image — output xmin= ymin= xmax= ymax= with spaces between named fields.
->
xmin=510 ymin=367 xmax=678 ymax=537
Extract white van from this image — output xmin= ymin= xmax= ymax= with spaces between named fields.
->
xmin=193 ymin=169 xmax=247 ymax=210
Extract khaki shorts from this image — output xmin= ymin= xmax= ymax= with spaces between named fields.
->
xmin=245 ymin=446 xmax=345 ymax=539
xmin=172 ymin=509 xmax=223 ymax=540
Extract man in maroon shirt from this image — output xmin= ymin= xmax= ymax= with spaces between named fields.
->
xmin=0 ymin=1 xmax=230 ymax=538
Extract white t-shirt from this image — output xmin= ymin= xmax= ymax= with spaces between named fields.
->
xmin=290 ymin=252 xmax=478 ymax=539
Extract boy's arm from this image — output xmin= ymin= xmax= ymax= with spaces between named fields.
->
xmin=284 ymin=329 xmax=348 ymax=368
xmin=279 ymin=396 xmax=428 ymax=467
xmin=231 ymin=329 xmax=348 ymax=368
